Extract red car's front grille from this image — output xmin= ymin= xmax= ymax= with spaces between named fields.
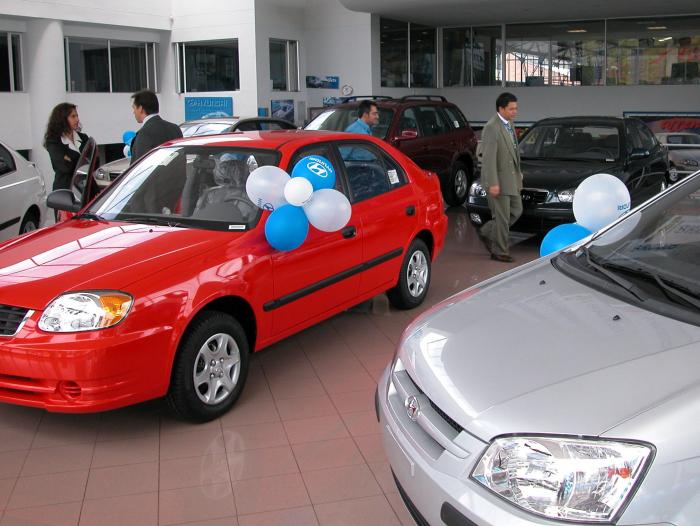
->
xmin=0 ymin=304 xmax=29 ymax=336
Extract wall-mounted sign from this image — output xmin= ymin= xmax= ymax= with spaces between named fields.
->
xmin=305 ymin=76 xmax=340 ymax=89
xmin=271 ymin=99 xmax=294 ymax=123
xmin=184 ymin=97 xmax=233 ymax=120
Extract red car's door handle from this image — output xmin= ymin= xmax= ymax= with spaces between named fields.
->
xmin=406 ymin=205 xmax=416 ymax=216
xmin=341 ymin=226 xmax=357 ymax=239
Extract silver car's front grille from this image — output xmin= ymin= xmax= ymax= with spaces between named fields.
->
xmin=389 ymin=367 xmax=469 ymax=460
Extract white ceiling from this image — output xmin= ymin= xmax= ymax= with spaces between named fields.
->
xmin=337 ymin=0 xmax=700 ymax=26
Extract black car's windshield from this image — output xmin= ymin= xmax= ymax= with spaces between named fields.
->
xmin=562 ymin=175 xmax=700 ymax=312
xmin=520 ymin=124 xmax=620 ymax=162
xmin=88 ymin=146 xmax=279 ymax=231
xmin=306 ymin=107 xmax=394 ymax=139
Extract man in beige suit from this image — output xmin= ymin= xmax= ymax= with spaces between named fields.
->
xmin=477 ymin=92 xmax=523 ymax=262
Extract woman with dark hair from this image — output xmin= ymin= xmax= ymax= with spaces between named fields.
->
xmin=43 ymin=103 xmax=89 ymax=191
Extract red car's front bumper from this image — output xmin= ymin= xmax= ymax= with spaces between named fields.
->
xmin=0 ymin=314 xmax=175 ymax=413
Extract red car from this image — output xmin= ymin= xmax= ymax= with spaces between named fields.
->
xmin=0 ymin=131 xmax=447 ymax=421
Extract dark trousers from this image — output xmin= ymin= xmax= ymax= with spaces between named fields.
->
xmin=481 ymin=194 xmax=523 ymax=256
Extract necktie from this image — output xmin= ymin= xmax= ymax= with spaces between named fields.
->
xmin=505 ymin=121 xmax=517 ymax=147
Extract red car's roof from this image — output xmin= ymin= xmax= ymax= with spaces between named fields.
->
xmin=163 ymin=130 xmax=368 ymax=150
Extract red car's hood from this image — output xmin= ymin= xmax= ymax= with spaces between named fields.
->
xmin=0 ymin=220 xmax=232 ymax=309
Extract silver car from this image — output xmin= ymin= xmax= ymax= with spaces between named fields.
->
xmin=378 ymin=170 xmax=700 ymax=525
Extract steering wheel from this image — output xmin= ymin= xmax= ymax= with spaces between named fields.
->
xmin=223 ymin=197 xmax=253 ymax=208
xmin=585 ymin=147 xmax=615 ymax=157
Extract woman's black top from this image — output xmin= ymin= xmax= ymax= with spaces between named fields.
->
xmin=45 ymin=131 xmax=89 ymax=191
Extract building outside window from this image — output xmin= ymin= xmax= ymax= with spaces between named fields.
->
xmin=381 ymin=18 xmax=408 ymax=87
xmin=0 ymin=33 xmax=23 ymax=92
xmin=505 ymin=21 xmax=604 ymax=87
xmin=177 ymin=40 xmax=239 ymax=93
xmin=607 ymin=16 xmax=700 ymax=85
xmin=410 ymin=24 xmax=436 ymax=87
xmin=270 ymin=39 xmax=299 ymax=91
xmin=65 ymin=37 xmax=157 ymax=92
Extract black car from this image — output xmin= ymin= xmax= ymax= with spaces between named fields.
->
xmin=466 ymin=116 xmax=670 ymax=233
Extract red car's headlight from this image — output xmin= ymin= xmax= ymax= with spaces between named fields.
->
xmin=38 ymin=291 xmax=133 ymax=332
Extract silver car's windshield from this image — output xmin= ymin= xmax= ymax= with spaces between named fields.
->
xmin=306 ymin=107 xmax=394 ymax=139
xmin=88 ymin=146 xmax=278 ymax=231
xmin=520 ymin=124 xmax=621 ymax=161
xmin=584 ymin=174 xmax=700 ymax=298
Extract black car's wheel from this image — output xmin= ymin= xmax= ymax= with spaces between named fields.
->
xmin=387 ymin=239 xmax=431 ymax=310
xmin=19 ymin=209 xmax=39 ymax=234
xmin=167 ymin=311 xmax=249 ymax=422
xmin=443 ymin=161 xmax=470 ymax=207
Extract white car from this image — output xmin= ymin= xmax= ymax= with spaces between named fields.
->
xmin=0 ymin=140 xmax=47 ymax=242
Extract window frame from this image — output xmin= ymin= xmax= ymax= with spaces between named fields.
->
xmin=0 ymin=32 xmax=24 ymax=92
xmin=176 ymin=40 xmax=240 ymax=93
xmin=269 ymin=38 xmax=299 ymax=92
xmin=64 ymin=36 xmax=157 ymax=93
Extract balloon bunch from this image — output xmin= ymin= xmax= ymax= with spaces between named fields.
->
xmin=122 ymin=130 xmax=136 ymax=158
xmin=246 ymin=155 xmax=352 ymax=251
xmin=540 ymin=173 xmax=631 ymax=257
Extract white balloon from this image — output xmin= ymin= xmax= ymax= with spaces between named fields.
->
xmin=573 ymin=173 xmax=631 ymax=233
xmin=284 ymin=177 xmax=314 ymax=207
xmin=303 ymin=189 xmax=352 ymax=232
xmin=123 ymin=144 xmax=131 ymax=157
xmin=245 ymin=166 xmax=290 ymax=211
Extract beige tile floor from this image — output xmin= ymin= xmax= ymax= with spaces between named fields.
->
xmin=0 ymin=208 xmax=540 ymax=526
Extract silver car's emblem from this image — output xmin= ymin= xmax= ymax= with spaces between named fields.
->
xmin=405 ymin=396 xmax=421 ymax=421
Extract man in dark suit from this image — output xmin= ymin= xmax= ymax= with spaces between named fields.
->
xmin=477 ymin=92 xmax=523 ymax=263
xmin=130 ymin=90 xmax=183 ymax=165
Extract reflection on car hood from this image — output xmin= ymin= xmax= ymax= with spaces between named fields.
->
xmin=404 ymin=259 xmax=700 ymax=441
xmin=521 ymin=159 xmax=620 ymax=190
xmin=0 ymin=220 xmax=231 ymax=309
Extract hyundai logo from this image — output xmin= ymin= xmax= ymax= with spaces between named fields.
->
xmin=405 ymin=396 xmax=421 ymax=421
xmin=307 ymin=161 xmax=329 ymax=178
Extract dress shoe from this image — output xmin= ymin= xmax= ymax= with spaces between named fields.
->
xmin=490 ymin=253 xmax=514 ymax=263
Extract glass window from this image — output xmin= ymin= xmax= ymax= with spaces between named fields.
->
xmin=625 ymin=122 xmax=644 ymax=154
xmin=338 ymin=142 xmax=403 ymax=201
xmin=269 ymin=39 xmax=299 ymax=92
xmin=66 ymin=38 xmax=109 ymax=92
xmin=473 ymin=26 xmax=503 ymax=86
xmin=443 ymin=106 xmax=468 ymax=129
xmin=519 ymin=123 xmax=620 ymax=161
xmin=505 ymin=21 xmax=605 ymax=86
xmin=65 ymin=37 xmax=156 ymax=92
xmin=411 ymin=24 xmax=436 ymax=88
xmin=305 ymin=106 xmax=395 ymax=139
xmin=416 ymin=106 xmax=449 ymax=137
xmin=636 ymin=123 xmax=658 ymax=150
xmin=178 ymin=41 xmax=239 ymax=92
xmin=0 ymin=33 xmax=23 ymax=92
xmin=607 ymin=16 xmax=700 ymax=85
xmin=0 ymin=144 xmax=16 ymax=176
xmin=290 ymin=144 xmax=345 ymax=193
xmin=443 ymin=27 xmax=471 ymax=87
xmin=381 ymin=18 xmax=408 ymax=87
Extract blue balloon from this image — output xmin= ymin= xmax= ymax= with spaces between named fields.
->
xmin=540 ymin=223 xmax=592 ymax=257
xmin=265 ymin=205 xmax=309 ymax=251
xmin=122 ymin=130 xmax=136 ymax=145
xmin=291 ymin=155 xmax=336 ymax=191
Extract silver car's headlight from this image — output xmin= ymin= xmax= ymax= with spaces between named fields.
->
xmin=469 ymin=180 xmax=487 ymax=197
xmin=471 ymin=435 xmax=653 ymax=523
xmin=39 ymin=291 xmax=133 ymax=332
xmin=556 ymin=188 xmax=576 ymax=202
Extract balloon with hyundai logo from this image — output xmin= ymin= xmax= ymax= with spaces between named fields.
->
xmin=246 ymin=165 xmax=290 ymax=211
xmin=291 ymin=155 xmax=336 ymax=191
xmin=573 ymin=173 xmax=631 ymax=233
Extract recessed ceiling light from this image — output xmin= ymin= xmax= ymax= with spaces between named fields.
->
xmin=567 ymin=29 xmax=588 ymax=33
xmin=657 ymin=36 xmax=673 ymax=41
xmin=647 ymin=26 xmax=668 ymax=30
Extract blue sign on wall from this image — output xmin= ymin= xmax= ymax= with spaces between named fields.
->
xmin=184 ymin=97 xmax=233 ymax=120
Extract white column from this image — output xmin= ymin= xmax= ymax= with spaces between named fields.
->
xmin=25 ymin=19 xmax=66 ymax=190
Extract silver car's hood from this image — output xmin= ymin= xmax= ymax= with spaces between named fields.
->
xmin=402 ymin=259 xmax=700 ymax=441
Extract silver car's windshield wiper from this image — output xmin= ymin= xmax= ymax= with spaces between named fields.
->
xmin=601 ymin=262 xmax=700 ymax=310
xmin=117 ymin=216 xmax=186 ymax=228
xmin=576 ymin=246 xmax=647 ymax=302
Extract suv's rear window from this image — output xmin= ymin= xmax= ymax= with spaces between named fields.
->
xmin=306 ymin=107 xmax=394 ymax=139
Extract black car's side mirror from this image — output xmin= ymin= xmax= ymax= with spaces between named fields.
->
xmin=47 ymin=189 xmax=81 ymax=212
xmin=629 ymin=148 xmax=650 ymax=161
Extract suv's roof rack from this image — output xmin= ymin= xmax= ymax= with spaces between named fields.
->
xmin=399 ymin=95 xmax=447 ymax=102
xmin=341 ymin=95 xmax=394 ymax=102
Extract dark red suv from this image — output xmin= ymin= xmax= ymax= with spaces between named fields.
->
xmin=306 ymin=95 xmax=478 ymax=206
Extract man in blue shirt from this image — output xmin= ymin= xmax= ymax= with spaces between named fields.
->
xmin=345 ymin=100 xmax=380 ymax=135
